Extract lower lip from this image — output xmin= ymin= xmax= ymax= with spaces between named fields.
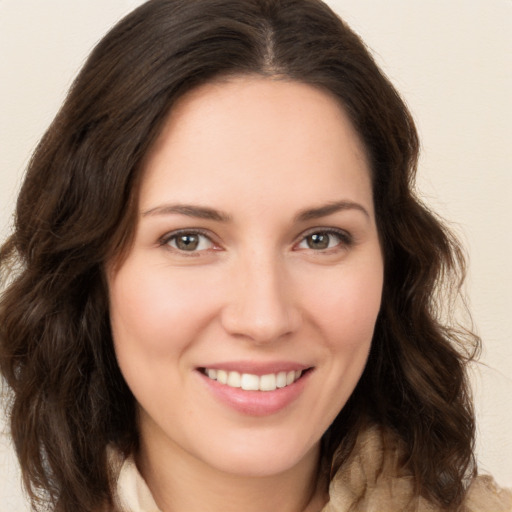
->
xmin=198 ymin=370 xmax=311 ymax=416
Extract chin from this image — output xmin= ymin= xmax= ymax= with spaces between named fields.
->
xmin=193 ymin=429 xmax=321 ymax=478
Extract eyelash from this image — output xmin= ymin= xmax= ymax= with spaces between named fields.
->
xmin=158 ymin=227 xmax=353 ymax=254
xmin=158 ymin=229 xmax=217 ymax=255
xmin=296 ymin=228 xmax=353 ymax=252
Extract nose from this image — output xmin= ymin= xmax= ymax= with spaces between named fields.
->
xmin=220 ymin=253 xmax=301 ymax=344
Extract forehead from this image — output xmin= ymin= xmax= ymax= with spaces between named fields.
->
xmin=140 ymin=76 xmax=373 ymax=218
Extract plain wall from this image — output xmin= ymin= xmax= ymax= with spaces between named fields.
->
xmin=1 ymin=1 xmax=510 ymax=509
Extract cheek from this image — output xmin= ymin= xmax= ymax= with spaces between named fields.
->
xmin=108 ymin=260 xmax=219 ymax=357
xmin=292 ymin=257 xmax=383 ymax=434
xmin=301 ymin=258 xmax=383 ymax=349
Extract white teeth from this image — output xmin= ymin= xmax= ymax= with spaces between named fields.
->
xmin=259 ymin=373 xmax=276 ymax=391
xmin=276 ymin=371 xmax=287 ymax=388
xmin=241 ymin=373 xmax=259 ymax=391
xmin=203 ymin=368 xmax=305 ymax=391
xmin=227 ymin=371 xmax=241 ymax=388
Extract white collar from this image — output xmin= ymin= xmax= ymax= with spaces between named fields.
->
xmin=116 ymin=456 xmax=162 ymax=512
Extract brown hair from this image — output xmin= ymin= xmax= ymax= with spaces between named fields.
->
xmin=0 ymin=1 xmax=479 ymax=511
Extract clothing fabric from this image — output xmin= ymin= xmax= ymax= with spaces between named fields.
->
xmin=115 ymin=427 xmax=512 ymax=512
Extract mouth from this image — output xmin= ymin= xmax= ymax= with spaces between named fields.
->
xmin=199 ymin=367 xmax=310 ymax=392
xmin=197 ymin=364 xmax=313 ymax=415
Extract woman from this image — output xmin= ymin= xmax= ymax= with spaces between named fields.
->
xmin=0 ymin=0 xmax=510 ymax=511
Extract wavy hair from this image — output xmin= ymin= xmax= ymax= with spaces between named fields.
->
xmin=0 ymin=0 xmax=479 ymax=510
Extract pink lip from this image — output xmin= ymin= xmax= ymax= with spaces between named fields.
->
xmin=197 ymin=365 xmax=313 ymax=416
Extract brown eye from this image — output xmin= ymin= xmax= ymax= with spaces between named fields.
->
xmin=297 ymin=229 xmax=352 ymax=252
xmin=164 ymin=232 xmax=214 ymax=252
xmin=306 ymin=233 xmax=331 ymax=250
xmin=175 ymin=234 xmax=200 ymax=251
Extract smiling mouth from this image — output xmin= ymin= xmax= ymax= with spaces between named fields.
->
xmin=199 ymin=368 xmax=309 ymax=392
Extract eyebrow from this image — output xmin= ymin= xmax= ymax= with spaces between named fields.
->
xmin=142 ymin=204 xmax=232 ymax=222
xmin=295 ymin=200 xmax=370 ymax=222
xmin=142 ymin=199 xmax=369 ymax=223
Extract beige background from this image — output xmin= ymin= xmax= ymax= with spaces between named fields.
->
xmin=1 ymin=1 xmax=510 ymax=509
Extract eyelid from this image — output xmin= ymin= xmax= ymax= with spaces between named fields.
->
xmin=294 ymin=227 xmax=353 ymax=250
xmin=157 ymin=226 xmax=353 ymax=254
xmin=158 ymin=228 xmax=220 ymax=252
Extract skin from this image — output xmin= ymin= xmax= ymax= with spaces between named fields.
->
xmin=108 ymin=76 xmax=384 ymax=512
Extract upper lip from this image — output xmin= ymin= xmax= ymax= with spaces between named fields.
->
xmin=197 ymin=361 xmax=312 ymax=376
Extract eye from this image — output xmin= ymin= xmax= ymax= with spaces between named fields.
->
xmin=162 ymin=231 xmax=215 ymax=252
xmin=296 ymin=229 xmax=351 ymax=251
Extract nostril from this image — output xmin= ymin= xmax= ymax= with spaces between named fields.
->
xmin=220 ymin=308 xmax=300 ymax=344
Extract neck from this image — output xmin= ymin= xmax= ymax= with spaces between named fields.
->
xmin=136 ymin=424 xmax=327 ymax=512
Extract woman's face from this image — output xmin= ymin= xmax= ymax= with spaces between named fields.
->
xmin=108 ymin=77 xmax=383 ymax=478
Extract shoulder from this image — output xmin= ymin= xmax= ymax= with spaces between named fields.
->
xmin=323 ymin=426 xmax=512 ymax=512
